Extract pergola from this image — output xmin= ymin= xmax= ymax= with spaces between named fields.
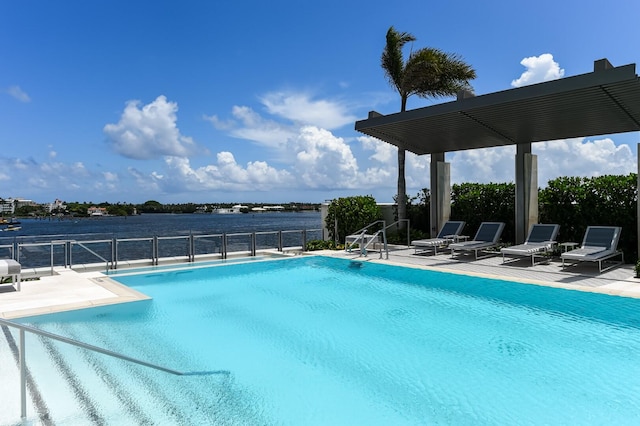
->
xmin=355 ymin=59 xmax=640 ymax=248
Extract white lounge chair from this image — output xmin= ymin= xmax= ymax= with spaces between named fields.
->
xmin=0 ymin=259 xmax=21 ymax=291
xmin=450 ymin=222 xmax=505 ymax=260
xmin=561 ymin=226 xmax=623 ymax=273
xmin=411 ymin=221 xmax=465 ymax=255
xmin=501 ymin=224 xmax=560 ymax=265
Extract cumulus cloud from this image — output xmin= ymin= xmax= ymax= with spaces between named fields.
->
xmin=511 ymin=53 xmax=565 ymax=87
xmin=285 ymin=126 xmax=357 ymax=188
xmin=438 ymin=137 xmax=637 ymax=188
xmin=7 ymin=85 xmax=31 ymax=102
xmin=449 ymin=147 xmax=516 ymax=184
xmin=205 ymin=90 xmax=357 ymax=152
xmin=104 ymin=95 xmax=200 ymax=160
xmin=359 ymin=135 xmax=395 ymax=164
xmin=534 ymin=137 xmax=636 ymax=184
xmin=260 ymin=91 xmax=357 ymax=129
xmin=157 ymin=153 xmax=294 ymax=192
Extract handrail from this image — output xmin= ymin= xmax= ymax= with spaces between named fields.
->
xmin=71 ymin=240 xmax=111 ymax=272
xmin=384 ymin=219 xmax=411 ymax=247
xmin=0 ymin=318 xmax=229 ymax=419
xmin=345 ymin=220 xmax=389 ymax=259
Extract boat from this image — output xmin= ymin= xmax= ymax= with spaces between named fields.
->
xmin=0 ymin=218 xmax=20 ymax=225
xmin=1 ymin=224 xmax=21 ymax=231
xmin=212 ymin=204 xmax=247 ymax=214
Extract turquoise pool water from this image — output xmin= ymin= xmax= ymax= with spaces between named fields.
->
xmin=17 ymin=256 xmax=640 ymax=424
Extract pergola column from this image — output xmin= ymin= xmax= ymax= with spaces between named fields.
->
xmin=429 ymin=152 xmax=451 ymax=237
xmin=515 ymin=143 xmax=538 ymax=244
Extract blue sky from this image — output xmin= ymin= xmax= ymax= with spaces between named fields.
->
xmin=1 ymin=0 xmax=639 ymax=204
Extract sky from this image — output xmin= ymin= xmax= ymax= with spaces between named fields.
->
xmin=1 ymin=0 xmax=639 ymax=205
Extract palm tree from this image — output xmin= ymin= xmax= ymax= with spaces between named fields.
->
xmin=381 ymin=26 xmax=476 ymax=228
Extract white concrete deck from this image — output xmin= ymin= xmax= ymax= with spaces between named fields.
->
xmin=0 ymin=267 xmax=150 ymax=319
xmin=320 ymin=246 xmax=640 ymax=298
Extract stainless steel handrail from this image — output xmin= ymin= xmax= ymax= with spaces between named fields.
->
xmin=345 ymin=220 xmax=389 ymax=259
xmin=70 ymin=240 xmax=111 ymax=272
xmin=0 ymin=318 xmax=228 ymax=420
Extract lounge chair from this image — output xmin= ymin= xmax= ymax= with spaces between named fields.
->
xmin=0 ymin=259 xmax=21 ymax=291
xmin=561 ymin=226 xmax=623 ymax=273
xmin=501 ymin=224 xmax=560 ymax=265
xmin=411 ymin=221 xmax=465 ymax=255
xmin=450 ymin=222 xmax=505 ymax=260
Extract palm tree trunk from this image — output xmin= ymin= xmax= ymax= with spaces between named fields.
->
xmin=397 ymin=95 xmax=408 ymax=231
xmin=397 ymin=147 xmax=407 ymax=230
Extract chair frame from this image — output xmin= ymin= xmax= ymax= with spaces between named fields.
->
xmin=450 ymin=222 xmax=505 ymax=260
xmin=500 ymin=224 xmax=560 ymax=266
xmin=561 ymin=226 xmax=624 ymax=273
xmin=412 ymin=221 xmax=465 ymax=256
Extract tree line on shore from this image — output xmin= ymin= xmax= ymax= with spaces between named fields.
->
xmin=9 ymin=200 xmax=321 ymax=218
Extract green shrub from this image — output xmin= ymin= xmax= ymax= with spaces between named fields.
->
xmin=325 ymin=196 xmax=382 ymax=243
xmin=305 ymin=239 xmax=344 ymax=251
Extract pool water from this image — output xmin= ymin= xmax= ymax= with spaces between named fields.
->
xmin=16 ymin=256 xmax=640 ymax=424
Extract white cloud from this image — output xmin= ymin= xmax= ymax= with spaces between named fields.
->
xmin=260 ymin=91 xmax=357 ymax=130
xmin=289 ymin=126 xmax=360 ymax=188
xmin=104 ymin=95 xmax=200 ymax=160
xmin=157 ymin=153 xmax=294 ymax=192
xmin=103 ymin=171 xmax=118 ymax=182
xmin=437 ymin=137 xmax=636 ymax=188
xmin=511 ymin=53 xmax=565 ymax=87
xmin=359 ymin=135 xmax=395 ymax=164
xmin=7 ymin=85 xmax=31 ymax=103
xmin=534 ymin=137 xmax=636 ymax=184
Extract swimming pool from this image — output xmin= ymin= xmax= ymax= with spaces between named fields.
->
xmin=12 ymin=256 xmax=640 ymax=424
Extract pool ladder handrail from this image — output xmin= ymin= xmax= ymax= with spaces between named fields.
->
xmin=346 ymin=220 xmax=389 ymax=259
xmin=0 ymin=317 xmax=228 ymax=420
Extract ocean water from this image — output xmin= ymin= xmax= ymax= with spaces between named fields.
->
xmin=0 ymin=211 xmax=321 ymax=240
xmin=15 ymin=256 xmax=640 ymax=424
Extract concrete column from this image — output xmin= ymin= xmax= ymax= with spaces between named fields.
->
xmin=429 ymin=153 xmax=450 ymax=237
xmin=515 ymin=143 xmax=538 ymax=244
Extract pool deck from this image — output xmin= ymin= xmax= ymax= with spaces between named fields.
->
xmin=0 ymin=268 xmax=150 ymax=319
xmin=1 ymin=247 xmax=639 ymax=319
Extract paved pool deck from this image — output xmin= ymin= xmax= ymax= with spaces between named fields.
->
xmin=1 ymin=247 xmax=639 ymax=319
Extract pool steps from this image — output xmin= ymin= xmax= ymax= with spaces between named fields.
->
xmin=2 ymin=321 xmax=246 ymax=424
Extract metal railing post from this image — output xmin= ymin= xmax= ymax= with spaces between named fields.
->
xmin=278 ymin=231 xmax=283 ymax=252
xmin=222 ymin=233 xmax=227 ymax=259
xmin=19 ymin=329 xmax=26 ymax=419
xmin=189 ymin=234 xmax=195 ymax=262
xmin=302 ymin=230 xmax=307 ymax=251
xmin=112 ymin=238 xmax=117 ymax=270
xmin=152 ymin=236 xmax=158 ymax=265
xmin=50 ymin=241 xmax=54 ymax=276
xmin=67 ymin=240 xmax=71 ymax=269
xmin=251 ymin=232 xmax=256 ymax=256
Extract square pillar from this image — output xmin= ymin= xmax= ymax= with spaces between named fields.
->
xmin=515 ymin=143 xmax=538 ymax=244
xmin=430 ymin=153 xmax=450 ymax=237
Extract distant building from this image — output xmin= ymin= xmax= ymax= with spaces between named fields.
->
xmin=88 ymin=206 xmax=108 ymax=216
xmin=0 ymin=198 xmax=15 ymax=215
xmin=48 ymin=199 xmax=67 ymax=213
